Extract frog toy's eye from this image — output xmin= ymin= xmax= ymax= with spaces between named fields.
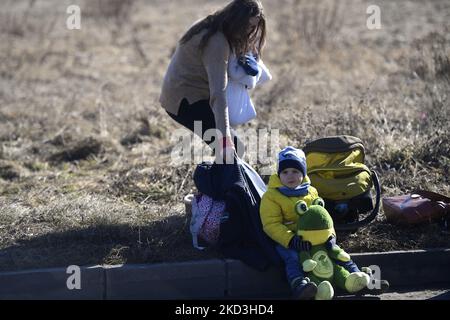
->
xmin=313 ymin=198 xmax=325 ymax=207
xmin=295 ymin=200 xmax=308 ymax=215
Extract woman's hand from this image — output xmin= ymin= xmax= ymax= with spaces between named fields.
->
xmin=218 ymin=136 xmax=236 ymax=164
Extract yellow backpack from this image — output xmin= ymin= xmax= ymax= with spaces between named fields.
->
xmin=304 ymin=135 xmax=381 ymax=231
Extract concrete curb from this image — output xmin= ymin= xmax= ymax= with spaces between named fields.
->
xmin=0 ymin=266 xmax=104 ymax=300
xmin=351 ymin=249 xmax=450 ymax=287
xmin=1 ymin=249 xmax=449 ymax=300
xmin=104 ymin=260 xmax=226 ymax=300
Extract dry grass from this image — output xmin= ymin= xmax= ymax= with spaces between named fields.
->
xmin=0 ymin=0 xmax=449 ymax=272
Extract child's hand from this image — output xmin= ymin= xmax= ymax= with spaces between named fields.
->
xmin=288 ymin=235 xmax=312 ymax=252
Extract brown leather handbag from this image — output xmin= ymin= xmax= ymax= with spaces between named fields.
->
xmin=383 ymin=190 xmax=450 ymax=225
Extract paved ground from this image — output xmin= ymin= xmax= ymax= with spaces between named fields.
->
xmin=364 ymin=287 xmax=450 ymax=300
xmin=334 ymin=286 xmax=450 ymax=300
xmin=237 ymin=286 xmax=450 ymax=300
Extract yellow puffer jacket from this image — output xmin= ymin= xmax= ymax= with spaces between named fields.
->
xmin=260 ymin=174 xmax=319 ymax=248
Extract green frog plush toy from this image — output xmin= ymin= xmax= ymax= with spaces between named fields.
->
xmin=295 ymin=198 xmax=371 ymax=300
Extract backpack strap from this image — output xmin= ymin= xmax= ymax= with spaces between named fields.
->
xmin=334 ymin=170 xmax=381 ymax=231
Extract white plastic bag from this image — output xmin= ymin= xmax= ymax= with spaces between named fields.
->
xmin=226 ymin=53 xmax=272 ymax=126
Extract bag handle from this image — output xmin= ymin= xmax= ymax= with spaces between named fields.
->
xmin=411 ymin=189 xmax=450 ymax=209
xmin=334 ymin=170 xmax=381 ymax=231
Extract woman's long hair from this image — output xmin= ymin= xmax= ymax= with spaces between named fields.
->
xmin=180 ymin=0 xmax=266 ymax=58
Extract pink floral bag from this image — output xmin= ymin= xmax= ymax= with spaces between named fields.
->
xmin=189 ymin=193 xmax=227 ymax=249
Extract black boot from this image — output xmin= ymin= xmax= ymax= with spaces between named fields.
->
xmin=291 ymin=277 xmax=317 ymax=300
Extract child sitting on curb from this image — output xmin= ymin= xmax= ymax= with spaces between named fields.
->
xmin=260 ymin=146 xmax=372 ymax=299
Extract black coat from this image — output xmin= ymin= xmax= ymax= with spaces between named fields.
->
xmin=194 ymin=156 xmax=282 ymax=271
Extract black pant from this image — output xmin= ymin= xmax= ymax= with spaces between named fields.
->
xmin=166 ymin=98 xmax=245 ymax=157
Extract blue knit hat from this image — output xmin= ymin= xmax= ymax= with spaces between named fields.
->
xmin=277 ymin=146 xmax=307 ymax=177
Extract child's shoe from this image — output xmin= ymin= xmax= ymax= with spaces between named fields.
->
xmin=291 ymin=277 xmax=318 ymax=300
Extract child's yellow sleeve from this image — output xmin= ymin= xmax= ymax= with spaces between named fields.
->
xmin=260 ymin=193 xmax=295 ymax=248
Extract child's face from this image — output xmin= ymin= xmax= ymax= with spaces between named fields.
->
xmin=279 ymin=168 xmax=304 ymax=189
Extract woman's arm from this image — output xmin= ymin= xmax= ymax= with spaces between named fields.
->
xmin=201 ymin=32 xmax=232 ymax=141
